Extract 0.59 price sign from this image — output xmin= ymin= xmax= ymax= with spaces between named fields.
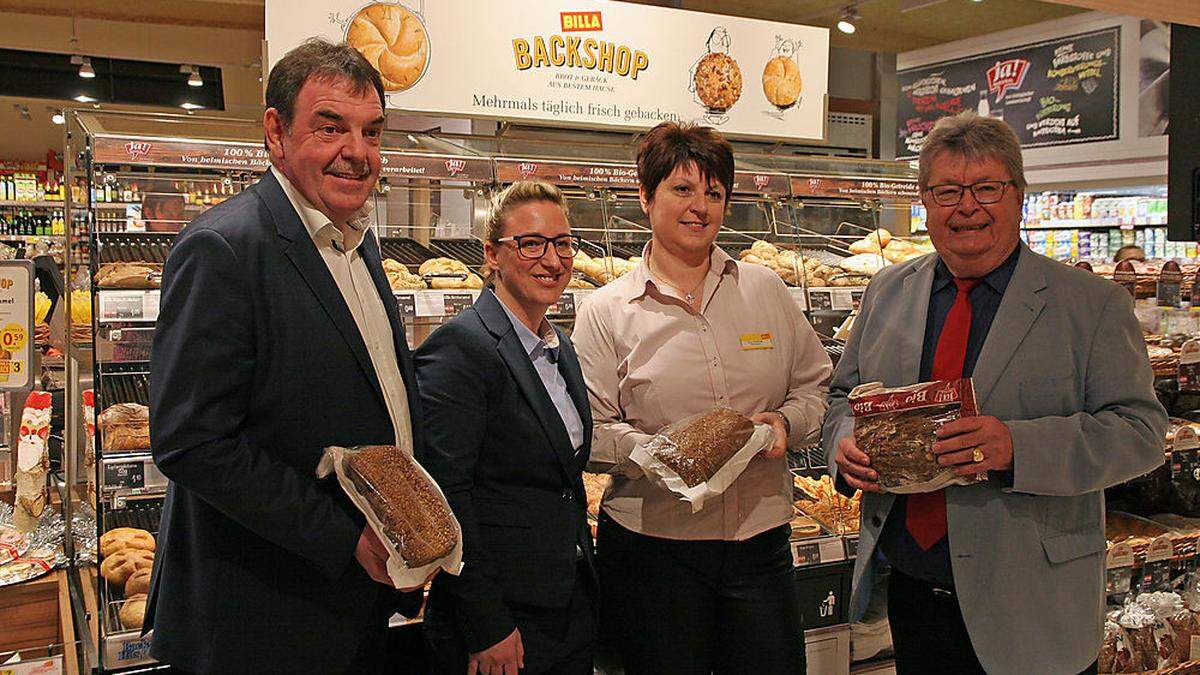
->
xmin=0 ymin=261 xmax=34 ymax=390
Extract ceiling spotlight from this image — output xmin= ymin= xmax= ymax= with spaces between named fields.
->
xmin=50 ymin=108 xmax=64 ymax=125
xmin=72 ymin=55 xmax=95 ymax=78
xmin=180 ymin=102 xmax=205 ymax=110
xmin=837 ymin=7 xmax=860 ymax=34
xmin=182 ymin=64 xmax=203 ymax=87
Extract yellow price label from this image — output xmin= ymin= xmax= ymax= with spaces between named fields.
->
xmin=0 ymin=323 xmax=26 ymax=352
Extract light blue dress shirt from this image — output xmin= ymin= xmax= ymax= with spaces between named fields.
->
xmin=494 ymin=291 xmax=585 ymax=452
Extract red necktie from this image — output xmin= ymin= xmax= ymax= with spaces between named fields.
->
xmin=907 ymin=277 xmax=982 ymax=551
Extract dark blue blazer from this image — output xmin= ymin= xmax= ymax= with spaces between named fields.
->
xmin=146 ymin=170 xmax=424 ymax=673
xmin=414 ymin=289 xmax=596 ymax=653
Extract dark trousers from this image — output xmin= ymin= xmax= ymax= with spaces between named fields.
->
xmin=424 ymin=563 xmax=595 ymax=675
xmin=597 ymin=512 xmax=805 ymax=675
xmin=888 ymin=568 xmax=1097 ymax=675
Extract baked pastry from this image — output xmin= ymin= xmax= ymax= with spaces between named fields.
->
xmin=790 ymin=512 xmax=822 ymax=538
xmin=582 ymin=472 xmax=610 ymax=518
xmin=655 ymin=408 xmax=755 ymax=487
xmin=762 ymin=55 xmax=802 ymax=108
xmin=419 ymin=257 xmax=470 ymax=277
xmin=383 ymin=258 xmax=427 ymax=290
xmin=125 ymin=567 xmax=152 ymax=596
xmin=101 ymin=548 xmax=154 ymax=586
xmin=347 ymin=3 xmax=429 ymax=92
xmin=95 ymin=262 xmax=163 ymax=289
xmin=120 ymin=594 xmax=148 ymax=630
xmin=694 ymin=53 xmax=743 ymax=110
xmin=346 ymin=445 xmax=458 ymax=568
xmin=100 ymin=527 xmax=156 ymax=558
xmin=98 ymin=403 xmax=151 ymax=453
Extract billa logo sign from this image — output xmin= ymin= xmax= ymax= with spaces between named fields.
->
xmin=561 ymin=11 xmax=602 ymax=32
xmin=124 ymin=141 xmax=153 ymax=161
xmin=518 ymin=162 xmax=538 ymax=178
xmin=445 ymin=159 xmax=466 ymax=176
xmin=986 ymin=58 xmax=1030 ymax=103
xmin=753 ymin=174 xmax=771 ymax=190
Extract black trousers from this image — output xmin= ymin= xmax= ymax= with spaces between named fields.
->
xmin=424 ymin=562 xmax=596 ymax=675
xmin=888 ymin=568 xmax=1097 ymax=675
xmin=597 ymin=512 xmax=805 ymax=675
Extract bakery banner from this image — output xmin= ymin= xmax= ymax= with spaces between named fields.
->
xmin=897 ymin=27 xmax=1120 ymax=158
xmin=265 ymin=0 xmax=830 ymax=142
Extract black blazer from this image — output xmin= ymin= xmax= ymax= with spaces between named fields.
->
xmin=146 ymin=170 xmax=425 ymax=673
xmin=414 ymin=289 xmax=596 ymax=653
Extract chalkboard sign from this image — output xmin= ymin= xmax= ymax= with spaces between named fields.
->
xmin=898 ymin=27 xmax=1120 ymax=158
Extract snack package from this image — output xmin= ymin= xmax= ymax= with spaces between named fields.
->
xmin=14 ymin=391 xmax=53 ymax=532
xmin=318 ymin=445 xmax=462 ymax=588
xmin=848 ymin=379 xmax=986 ymax=493
xmin=630 ymin=407 xmax=773 ymax=512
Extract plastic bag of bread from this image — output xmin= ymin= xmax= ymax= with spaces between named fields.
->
xmin=318 ymin=444 xmax=463 ymax=587
xmin=629 ymin=407 xmax=773 ymax=512
xmin=849 ymin=380 xmax=986 ymax=493
xmin=98 ymin=403 xmax=151 ymax=453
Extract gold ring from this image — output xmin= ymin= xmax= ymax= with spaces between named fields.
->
xmin=972 ymin=448 xmax=985 ymax=463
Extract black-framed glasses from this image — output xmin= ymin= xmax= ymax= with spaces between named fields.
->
xmin=925 ymin=180 xmax=1013 ymax=207
xmin=497 ymin=234 xmax=581 ymax=259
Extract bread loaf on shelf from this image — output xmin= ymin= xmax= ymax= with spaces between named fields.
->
xmin=98 ymin=403 xmax=151 ymax=453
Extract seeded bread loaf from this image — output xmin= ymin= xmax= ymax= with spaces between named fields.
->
xmin=656 ymin=408 xmax=755 ymax=487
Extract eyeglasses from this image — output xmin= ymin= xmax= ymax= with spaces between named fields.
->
xmin=497 ymin=234 xmax=581 ymax=259
xmin=925 ymin=180 xmax=1013 ymax=207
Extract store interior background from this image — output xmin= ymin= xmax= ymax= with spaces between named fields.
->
xmin=3 ymin=1 xmax=1200 ymax=674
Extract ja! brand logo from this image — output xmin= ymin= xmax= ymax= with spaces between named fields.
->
xmin=518 ymin=162 xmax=538 ymax=178
xmin=124 ymin=141 xmax=153 ymax=160
xmin=753 ymin=174 xmax=771 ymax=190
xmin=986 ymin=58 xmax=1030 ymax=103
xmin=445 ymin=159 xmax=466 ymax=176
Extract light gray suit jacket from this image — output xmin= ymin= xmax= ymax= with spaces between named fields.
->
xmin=822 ymin=243 xmax=1168 ymax=674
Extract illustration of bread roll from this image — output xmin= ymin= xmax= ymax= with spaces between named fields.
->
xmin=762 ymin=56 xmax=802 ymax=108
xmin=347 ymin=3 xmax=429 ymax=92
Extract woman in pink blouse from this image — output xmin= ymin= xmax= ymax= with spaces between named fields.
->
xmin=572 ymin=122 xmax=832 ymax=674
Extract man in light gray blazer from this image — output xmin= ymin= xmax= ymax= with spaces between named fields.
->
xmin=823 ymin=111 xmax=1167 ymax=675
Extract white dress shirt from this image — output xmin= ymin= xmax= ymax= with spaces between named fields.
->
xmin=271 ymin=166 xmax=414 ymax=453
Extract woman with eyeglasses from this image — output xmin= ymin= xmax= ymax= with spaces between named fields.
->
xmin=415 ymin=181 xmax=597 ymax=675
xmin=571 ymin=122 xmax=832 ymax=674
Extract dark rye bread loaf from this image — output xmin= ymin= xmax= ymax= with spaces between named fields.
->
xmin=657 ymin=408 xmax=755 ymax=487
xmin=346 ymin=445 xmax=457 ymax=568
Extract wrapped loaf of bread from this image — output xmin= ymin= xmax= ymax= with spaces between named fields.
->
xmin=99 ymin=403 xmax=151 ymax=453
xmin=849 ymin=379 xmax=985 ymax=492
xmin=95 ymin=262 xmax=163 ymax=289
xmin=345 ymin=445 xmax=458 ymax=568
xmin=654 ymin=408 xmax=756 ymax=487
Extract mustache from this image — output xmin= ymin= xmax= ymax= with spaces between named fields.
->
xmin=325 ymin=161 xmax=368 ymax=177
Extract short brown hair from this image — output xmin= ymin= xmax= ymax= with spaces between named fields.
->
xmin=635 ymin=122 xmax=734 ymax=204
xmin=265 ymin=38 xmax=385 ymax=130
xmin=919 ymin=111 xmax=1027 ymax=190
xmin=485 ymin=181 xmax=570 ymax=243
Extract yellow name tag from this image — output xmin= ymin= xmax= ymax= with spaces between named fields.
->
xmin=740 ymin=332 xmax=774 ymax=350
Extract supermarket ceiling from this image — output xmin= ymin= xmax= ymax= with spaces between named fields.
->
xmin=0 ymin=0 xmax=1194 ymax=52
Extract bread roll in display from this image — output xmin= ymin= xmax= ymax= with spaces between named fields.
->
xmin=125 ymin=567 xmax=152 ymax=596
xmin=95 ymin=263 xmax=163 ymax=289
xmin=100 ymin=527 xmax=156 ymax=558
xmin=101 ymin=548 xmax=154 ymax=587
xmin=120 ymin=594 xmax=148 ymax=630
xmin=346 ymin=445 xmax=458 ymax=568
xmin=98 ymin=403 xmax=151 ymax=453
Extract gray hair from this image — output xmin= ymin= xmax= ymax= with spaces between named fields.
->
xmin=918 ymin=111 xmax=1027 ymax=190
xmin=265 ymin=38 xmax=385 ymax=131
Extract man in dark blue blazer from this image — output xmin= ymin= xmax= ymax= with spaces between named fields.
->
xmin=145 ymin=39 xmax=425 ymax=673
xmin=414 ymin=185 xmax=597 ymax=674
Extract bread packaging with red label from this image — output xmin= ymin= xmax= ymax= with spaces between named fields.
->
xmin=848 ymin=379 xmax=986 ymax=493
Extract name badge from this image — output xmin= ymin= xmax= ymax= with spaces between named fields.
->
xmin=740 ymin=332 xmax=774 ymax=350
